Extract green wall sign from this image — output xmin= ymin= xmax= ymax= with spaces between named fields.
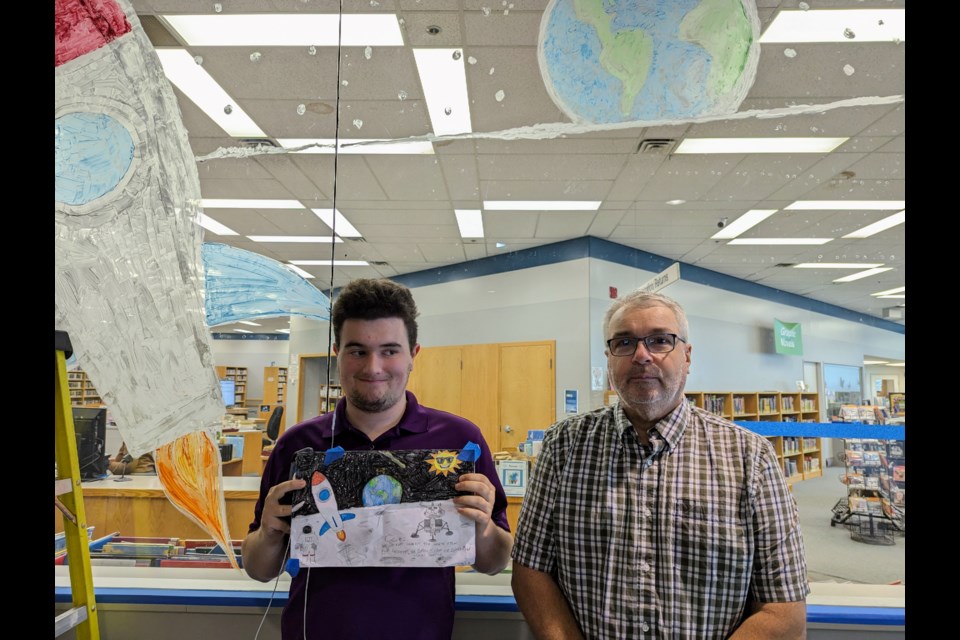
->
xmin=774 ymin=319 xmax=803 ymax=356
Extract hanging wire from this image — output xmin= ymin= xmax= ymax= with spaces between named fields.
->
xmin=324 ymin=0 xmax=346 ymax=447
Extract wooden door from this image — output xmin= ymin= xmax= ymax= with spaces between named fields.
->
xmin=407 ymin=347 xmax=463 ymax=416
xmin=499 ymin=342 xmax=555 ymax=452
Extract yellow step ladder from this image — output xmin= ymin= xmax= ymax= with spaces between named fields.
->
xmin=55 ymin=331 xmax=101 ymax=639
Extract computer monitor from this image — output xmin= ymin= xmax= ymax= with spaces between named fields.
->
xmin=73 ymin=406 xmax=107 ymax=480
xmin=219 ymin=378 xmax=237 ymax=407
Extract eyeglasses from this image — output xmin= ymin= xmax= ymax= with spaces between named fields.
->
xmin=606 ymin=333 xmax=687 ymax=357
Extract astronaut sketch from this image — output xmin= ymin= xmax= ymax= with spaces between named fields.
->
xmin=295 ymin=524 xmax=320 ymax=563
xmin=411 ymin=502 xmax=455 ymax=541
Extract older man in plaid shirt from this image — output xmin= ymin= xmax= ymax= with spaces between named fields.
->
xmin=511 ymin=291 xmax=808 ymax=639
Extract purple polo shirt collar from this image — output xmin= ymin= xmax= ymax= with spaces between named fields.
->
xmin=316 ymin=390 xmax=429 ymax=440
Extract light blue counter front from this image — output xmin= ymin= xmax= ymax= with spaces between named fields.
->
xmin=56 ymin=567 xmax=904 ymax=639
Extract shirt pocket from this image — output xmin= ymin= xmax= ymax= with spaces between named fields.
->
xmin=670 ymin=499 xmax=751 ymax=588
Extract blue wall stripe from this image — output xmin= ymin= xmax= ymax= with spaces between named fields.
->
xmin=211 ymin=333 xmax=289 ymax=341
xmin=388 ymin=237 xmax=903 ymax=335
xmin=55 ymin=587 xmax=904 ymax=625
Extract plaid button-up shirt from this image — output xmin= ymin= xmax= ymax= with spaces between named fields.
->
xmin=512 ymin=400 xmax=809 ymax=639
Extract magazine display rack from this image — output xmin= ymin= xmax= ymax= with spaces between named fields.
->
xmin=831 ymin=438 xmax=905 ymax=545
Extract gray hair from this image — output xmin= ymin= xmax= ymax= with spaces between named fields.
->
xmin=602 ymin=290 xmax=689 ymax=341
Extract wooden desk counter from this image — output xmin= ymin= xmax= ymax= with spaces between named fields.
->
xmin=54 ymin=476 xmax=262 ymax=540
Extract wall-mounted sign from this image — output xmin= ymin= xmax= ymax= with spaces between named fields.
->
xmin=774 ymin=319 xmax=803 ymax=356
xmin=638 ymin=262 xmax=681 ymax=294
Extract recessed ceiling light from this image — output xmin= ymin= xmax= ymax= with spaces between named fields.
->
xmin=666 ymin=199 xmax=686 ymax=206
xmin=759 ymin=9 xmax=905 ymax=43
xmin=196 ymin=212 xmax=238 ymax=236
xmin=284 ymin=264 xmax=314 ymax=279
xmin=161 ymin=14 xmax=405 ymax=46
xmin=887 ymin=362 xmax=905 ymax=367
xmin=155 ymin=49 xmax=265 ymax=138
xmin=455 ymin=209 xmax=484 ymax=238
xmin=483 ymin=201 xmax=602 ymax=211
xmin=413 ymin=48 xmax=472 ymax=136
xmin=276 ymin=328 xmax=291 ymax=334
xmin=872 ymin=286 xmax=905 ymax=297
xmin=711 ymin=210 xmax=778 ymax=240
xmin=727 ymin=238 xmax=833 ymax=245
xmin=863 ymin=360 xmax=889 ymax=365
xmin=311 ymin=209 xmax=363 ymax=238
xmin=785 ymin=200 xmax=905 ymax=211
xmin=793 ymin=263 xmax=884 ymax=269
xmin=833 ymin=267 xmax=894 ymax=283
xmin=289 ymin=260 xmax=370 ymax=266
xmin=234 ymin=329 xmax=253 ymax=333
xmin=247 ymin=236 xmax=343 ymax=243
xmin=495 ymin=242 xmax=507 ymax=249
xmin=202 ymin=199 xmax=303 ymax=209
xmin=876 ymin=294 xmax=905 ymax=299
xmin=674 ymin=137 xmax=847 ymax=154
xmin=276 ymin=139 xmax=435 ymax=155
xmin=842 ymin=210 xmax=905 ymax=239
xmin=237 ymin=321 xmax=261 ymax=326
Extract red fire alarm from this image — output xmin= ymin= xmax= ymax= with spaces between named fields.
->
xmin=609 ymin=286 xmax=618 ymax=299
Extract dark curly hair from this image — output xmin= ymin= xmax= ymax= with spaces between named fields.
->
xmin=332 ymin=278 xmax=420 ymax=350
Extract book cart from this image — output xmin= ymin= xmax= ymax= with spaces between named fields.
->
xmin=831 ymin=437 xmax=905 ymax=545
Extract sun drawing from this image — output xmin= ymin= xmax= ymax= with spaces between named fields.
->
xmin=426 ymin=450 xmax=462 ymax=477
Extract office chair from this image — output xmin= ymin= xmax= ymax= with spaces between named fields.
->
xmin=262 ymin=405 xmax=284 ymax=450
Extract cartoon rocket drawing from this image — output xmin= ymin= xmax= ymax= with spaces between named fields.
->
xmin=55 ymin=0 xmax=236 ymax=566
xmin=311 ymin=471 xmax=355 ymax=541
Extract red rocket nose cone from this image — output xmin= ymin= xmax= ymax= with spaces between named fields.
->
xmin=312 ymin=471 xmax=326 ymax=485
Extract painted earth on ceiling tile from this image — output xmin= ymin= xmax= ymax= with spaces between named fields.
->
xmin=538 ymin=0 xmax=760 ymax=124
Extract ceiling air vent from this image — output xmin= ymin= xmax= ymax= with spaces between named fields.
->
xmin=636 ymin=138 xmax=677 ymax=154
xmin=369 ymin=261 xmax=389 ymax=266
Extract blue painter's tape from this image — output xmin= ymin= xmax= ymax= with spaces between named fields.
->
xmin=458 ymin=442 xmax=480 ymax=462
xmin=285 ymin=557 xmax=300 ymax=577
xmin=324 ymin=446 xmax=345 ymax=465
xmin=736 ymin=422 xmax=904 ymax=441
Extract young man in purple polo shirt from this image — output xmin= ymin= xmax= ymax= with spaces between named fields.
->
xmin=243 ymin=278 xmax=513 ymax=640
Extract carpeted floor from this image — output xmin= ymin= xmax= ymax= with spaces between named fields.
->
xmin=793 ymin=465 xmax=905 ymax=586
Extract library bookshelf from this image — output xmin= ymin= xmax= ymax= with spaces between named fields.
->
xmin=66 ymin=369 xmax=102 ymax=406
xmin=685 ymin=391 xmax=823 ymax=486
xmin=215 ymin=366 xmax=248 ymax=407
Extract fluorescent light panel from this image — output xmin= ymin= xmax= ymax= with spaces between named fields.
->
xmin=233 ymin=329 xmax=253 ymax=333
xmin=711 ymin=209 xmax=778 ymax=240
xmin=276 ymin=139 xmax=435 ymax=155
xmin=863 ymin=360 xmax=889 ymax=365
xmin=237 ymin=320 xmax=261 ymax=326
xmin=675 ymin=137 xmax=847 ymax=154
xmin=876 ymin=294 xmax=905 ymax=299
xmin=455 ymin=210 xmax=484 ymax=238
xmin=793 ymin=263 xmax=884 ymax=269
xmin=872 ymin=286 xmax=905 ymax=296
xmin=284 ymin=264 xmax=314 ymax=279
xmin=842 ymin=211 xmax=905 ymax=238
xmin=312 ymin=209 xmax=362 ymax=238
xmin=833 ymin=267 xmax=893 ymax=283
xmin=202 ymin=199 xmax=304 ymax=209
xmin=196 ymin=212 xmax=238 ymax=236
xmin=248 ymin=236 xmax=343 ymax=243
xmin=759 ymin=9 xmax=905 ymax=43
xmin=728 ymin=238 xmax=832 ymax=245
xmin=162 ymin=14 xmax=404 ymax=46
xmin=483 ymin=200 xmax=602 ymax=211
xmin=155 ymin=49 xmax=265 ymax=138
xmin=413 ymin=48 xmax=472 ymax=136
xmin=290 ymin=260 xmax=370 ymax=266
xmin=887 ymin=362 xmax=905 ymax=367
xmin=276 ymin=328 xmax=291 ymax=334
xmin=786 ymin=200 xmax=905 ymax=211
